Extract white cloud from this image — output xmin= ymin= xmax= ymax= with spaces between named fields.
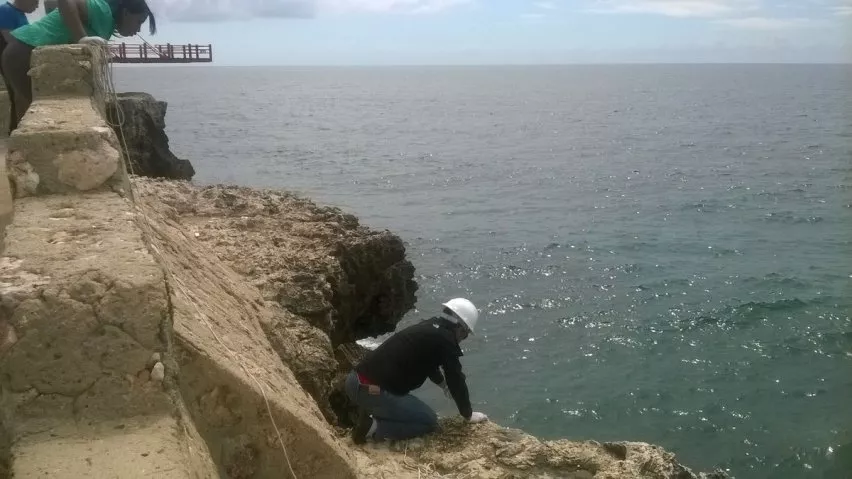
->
xmin=148 ymin=0 xmax=313 ymax=21
xmin=321 ymin=0 xmax=471 ymax=14
xmin=534 ymin=1 xmax=558 ymax=9
xmin=148 ymin=0 xmax=469 ymax=21
xmin=716 ymin=16 xmax=815 ymax=29
xmin=833 ymin=5 xmax=852 ymax=15
xmin=587 ymin=0 xmax=756 ymax=18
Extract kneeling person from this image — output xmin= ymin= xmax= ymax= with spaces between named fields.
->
xmin=344 ymin=297 xmax=488 ymax=444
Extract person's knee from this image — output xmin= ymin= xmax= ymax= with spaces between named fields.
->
xmin=413 ymin=405 xmax=438 ymax=430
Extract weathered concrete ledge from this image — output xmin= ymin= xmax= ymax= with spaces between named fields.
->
xmin=0 ymin=192 xmax=217 ymax=478
xmin=4 ymin=46 xmax=128 ymax=199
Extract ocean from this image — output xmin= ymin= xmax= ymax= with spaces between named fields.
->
xmin=115 ymin=64 xmax=852 ymax=478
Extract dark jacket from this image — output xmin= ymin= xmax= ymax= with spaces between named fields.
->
xmin=355 ymin=317 xmax=473 ymax=419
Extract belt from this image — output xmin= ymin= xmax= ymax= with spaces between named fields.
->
xmin=357 ymin=372 xmax=375 ymax=386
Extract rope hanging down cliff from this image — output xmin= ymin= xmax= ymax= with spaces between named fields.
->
xmin=89 ymin=42 xmax=300 ymax=479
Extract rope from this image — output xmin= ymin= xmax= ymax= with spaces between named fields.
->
xmin=89 ymin=43 xmax=299 ymax=479
xmin=134 ymin=34 xmax=165 ymax=58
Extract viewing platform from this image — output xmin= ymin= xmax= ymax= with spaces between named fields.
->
xmin=108 ymin=43 xmax=213 ymax=64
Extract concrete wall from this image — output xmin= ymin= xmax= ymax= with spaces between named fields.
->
xmin=4 ymin=46 xmax=128 ymax=199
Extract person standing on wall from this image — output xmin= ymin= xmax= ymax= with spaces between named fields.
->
xmin=344 ymin=298 xmax=490 ymax=444
xmin=0 ymin=0 xmax=156 ymax=134
xmin=0 ymin=0 xmax=37 ymax=134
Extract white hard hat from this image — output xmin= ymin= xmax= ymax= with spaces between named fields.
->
xmin=442 ymin=298 xmax=479 ymax=334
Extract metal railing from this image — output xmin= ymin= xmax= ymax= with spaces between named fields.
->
xmin=107 ymin=43 xmax=213 ymax=64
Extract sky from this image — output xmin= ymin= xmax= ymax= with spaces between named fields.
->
xmin=34 ymin=0 xmax=852 ymax=65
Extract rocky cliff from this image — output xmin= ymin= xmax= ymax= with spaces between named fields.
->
xmin=0 ymin=45 xmax=726 ymax=479
xmin=106 ymin=92 xmax=195 ymax=180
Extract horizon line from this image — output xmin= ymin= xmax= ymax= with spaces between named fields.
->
xmin=116 ymin=61 xmax=852 ymax=68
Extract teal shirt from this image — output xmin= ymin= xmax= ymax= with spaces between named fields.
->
xmin=11 ymin=0 xmax=114 ymax=47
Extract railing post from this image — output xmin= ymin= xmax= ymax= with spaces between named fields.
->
xmin=208 ymin=44 xmax=212 ymax=61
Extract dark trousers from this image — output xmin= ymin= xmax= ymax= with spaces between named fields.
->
xmin=344 ymin=371 xmax=438 ymax=441
xmin=0 ymin=36 xmax=16 ymax=135
xmin=0 ymin=37 xmax=32 ymax=136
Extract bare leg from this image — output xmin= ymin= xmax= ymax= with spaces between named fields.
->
xmin=0 ymin=38 xmax=33 ymax=130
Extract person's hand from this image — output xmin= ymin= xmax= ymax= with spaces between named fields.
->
xmin=468 ymin=412 xmax=489 ymax=424
xmin=79 ymin=36 xmax=106 ymax=46
xmin=437 ymin=381 xmax=451 ymax=399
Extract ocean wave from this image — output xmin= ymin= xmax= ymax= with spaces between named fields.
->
xmin=741 ymin=273 xmax=812 ymax=289
xmin=671 ymin=297 xmax=836 ymax=332
xmin=761 ymin=211 xmax=825 ymax=224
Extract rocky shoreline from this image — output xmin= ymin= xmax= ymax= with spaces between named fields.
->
xmin=131 ymin=177 xmax=727 ymax=479
xmin=0 ymin=45 xmax=727 ymax=478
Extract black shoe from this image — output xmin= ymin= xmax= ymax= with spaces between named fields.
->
xmin=352 ymin=408 xmax=373 ymax=445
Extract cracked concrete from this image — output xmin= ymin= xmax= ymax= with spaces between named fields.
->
xmin=134 ymin=183 xmax=359 ymax=479
xmin=0 ymin=192 xmax=217 ymax=478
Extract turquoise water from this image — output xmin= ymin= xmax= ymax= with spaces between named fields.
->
xmin=117 ymin=64 xmax=852 ymax=478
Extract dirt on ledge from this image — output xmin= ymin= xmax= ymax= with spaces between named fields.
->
xmin=352 ymin=418 xmax=728 ymax=479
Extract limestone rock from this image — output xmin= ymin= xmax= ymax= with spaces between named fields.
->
xmin=7 ymin=155 xmax=38 ymax=198
xmin=132 ymin=183 xmax=359 ymax=478
xmin=151 ymin=361 xmax=165 ymax=382
xmin=130 ymin=178 xmax=417 ymax=345
xmin=55 ymin=143 xmax=120 ymax=191
xmin=28 ymin=45 xmax=98 ymax=100
xmin=7 ymin=98 xmax=128 ymax=196
xmin=105 ymin=92 xmax=194 ymax=180
xmin=131 ymin=178 xmax=418 ymax=428
xmin=148 ymin=352 xmax=161 ymax=368
xmin=353 ymin=418 xmax=729 ymax=479
xmin=260 ymin=305 xmax=340 ymax=424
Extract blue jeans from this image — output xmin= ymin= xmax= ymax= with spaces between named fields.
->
xmin=344 ymin=371 xmax=438 ymax=441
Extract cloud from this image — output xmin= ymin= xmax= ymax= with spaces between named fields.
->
xmin=587 ymin=0 xmax=755 ymax=18
xmin=716 ymin=16 xmax=815 ymax=29
xmin=321 ymin=0 xmax=471 ymax=14
xmin=534 ymin=1 xmax=557 ymax=9
xmin=148 ymin=0 xmax=314 ymax=21
xmin=148 ymin=0 xmax=468 ymax=21
xmin=833 ymin=5 xmax=852 ymax=15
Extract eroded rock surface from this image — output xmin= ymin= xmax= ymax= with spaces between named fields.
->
xmin=129 ymin=178 xmax=417 ymax=345
xmin=132 ymin=182 xmax=359 ymax=478
xmin=106 ymin=92 xmax=195 ymax=180
xmin=353 ymin=418 xmax=728 ymax=479
xmin=131 ymin=178 xmax=418 ymax=426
